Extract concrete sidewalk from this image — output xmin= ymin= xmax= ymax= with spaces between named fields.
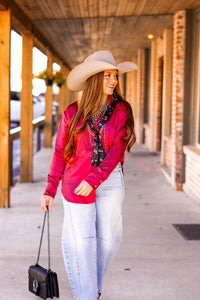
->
xmin=1 ymin=143 xmax=200 ymax=300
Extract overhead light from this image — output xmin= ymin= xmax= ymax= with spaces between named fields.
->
xmin=147 ymin=34 xmax=154 ymax=40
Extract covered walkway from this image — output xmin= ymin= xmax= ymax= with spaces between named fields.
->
xmin=1 ymin=143 xmax=200 ymax=299
xmin=1 ymin=1 xmax=200 ymax=207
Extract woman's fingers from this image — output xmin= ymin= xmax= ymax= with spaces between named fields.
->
xmin=48 ymin=197 xmax=53 ymax=209
xmin=40 ymin=181 xmax=92 ymax=211
xmin=74 ymin=185 xmax=81 ymax=194
xmin=74 ymin=180 xmax=93 ymax=196
xmin=40 ymin=195 xmax=53 ymax=211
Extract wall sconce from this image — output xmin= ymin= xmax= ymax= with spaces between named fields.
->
xmin=147 ymin=34 xmax=154 ymax=40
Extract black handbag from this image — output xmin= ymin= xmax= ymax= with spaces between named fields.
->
xmin=28 ymin=208 xmax=59 ymax=299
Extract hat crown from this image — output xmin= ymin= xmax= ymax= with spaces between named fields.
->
xmin=84 ymin=50 xmax=117 ymax=66
xmin=68 ymin=50 xmax=137 ymax=91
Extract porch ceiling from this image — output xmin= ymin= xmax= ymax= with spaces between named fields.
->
xmin=1 ymin=0 xmax=200 ymax=68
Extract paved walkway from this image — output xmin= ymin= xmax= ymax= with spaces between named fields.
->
xmin=1 ymin=143 xmax=200 ymax=300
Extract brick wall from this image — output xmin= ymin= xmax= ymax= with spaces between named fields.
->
xmin=183 ymin=146 xmax=200 ymax=199
xmin=136 ymin=48 xmax=145 ymax=143
xmin=143 ymin=123 xmax=151 ymax=148
xmin=126 ymin=71 xmax=136 ymax=110
xmin=154 ymin=58 xmax=163 ymax=151
xmin=171 ymin=10 xmax=186 ymax=189
xmin=164 ymin=136 xmax=172 ymax=169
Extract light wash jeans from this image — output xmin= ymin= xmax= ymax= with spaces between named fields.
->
xmin=62 ymin=163 xmax=124 ymax=300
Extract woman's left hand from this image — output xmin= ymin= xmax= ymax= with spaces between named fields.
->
xmin=74 ymin=180 xmax=93 ymax=196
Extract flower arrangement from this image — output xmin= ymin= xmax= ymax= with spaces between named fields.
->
xmin=54 ymin=71 xmax=66 ymax=87
xmin=35 ymin=70 xmax=54 ymax=86
xmin=35 ymin=70 xmax=66 ymax=87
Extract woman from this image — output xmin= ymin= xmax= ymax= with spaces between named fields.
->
xmin=41 ymin=50 xmax=137 ymax=300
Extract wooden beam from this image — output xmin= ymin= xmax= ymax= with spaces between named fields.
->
xmin=44 ymin=53 xmax=54 ymax=148
xmin=0 ymin=9 xmax=11 ymax=207
xmin=0 ymin=0 xmax=70 ymax=69
xmin=20 ymin=33 xmax=34 ymax=182
xmin=0 ymin=0 xmax=8 ymax=10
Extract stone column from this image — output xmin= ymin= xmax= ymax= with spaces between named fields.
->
xmin=126 ymin=70 xmax=137 ymax=126
xmin=171 ymin=11 xmax=186 ymax=190
xmin=154 ymin=57 xmax=163 ymax=151
xmin=126 ymin=71 xmax=133 ymax=106
xmin=136 ymin=48 xmax=145 ymax=143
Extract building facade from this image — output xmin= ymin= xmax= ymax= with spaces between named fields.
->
xmin=126 ymin=6 xmax=200 ymax=203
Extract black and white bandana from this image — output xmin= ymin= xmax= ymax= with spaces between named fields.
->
xmin=88 ymin=96 xmax=119 ymax=166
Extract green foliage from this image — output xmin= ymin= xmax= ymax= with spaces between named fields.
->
xmin=54 ymin=71 xmax=66 ymax=86
xmin=35 ymin=69 xmax=66 ymax=86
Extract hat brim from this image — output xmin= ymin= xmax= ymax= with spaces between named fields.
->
xmin=67 ymin=60 xmax=137 ymax=91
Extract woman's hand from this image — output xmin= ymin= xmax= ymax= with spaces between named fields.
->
xmin=74 ymin=180 xmax=93 ymax=196
xmin=40 ymin=195 xmax=53 ymax=212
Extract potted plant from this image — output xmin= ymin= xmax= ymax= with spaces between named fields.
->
xmin=35 ymin=70 xmax=54 ymax=86
xmin=53 ymin=71 xmax=66 ymax=87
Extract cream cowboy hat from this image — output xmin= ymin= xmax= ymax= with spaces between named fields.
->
xmin=67 ymin=50 xmax=137 ymax=91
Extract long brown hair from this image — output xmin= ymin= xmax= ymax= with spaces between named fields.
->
xmin=64 ymin=71 xmax=136 ymax=162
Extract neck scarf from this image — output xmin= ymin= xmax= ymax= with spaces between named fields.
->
xmin=88 ymin=95 xmax=119 ymax=166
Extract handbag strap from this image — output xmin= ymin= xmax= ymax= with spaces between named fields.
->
xmin=36 ymin=208 xmax=51 ymax=271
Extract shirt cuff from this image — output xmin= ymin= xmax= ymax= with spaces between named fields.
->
xmin=84 ymin=177 xmax=102 ymax=189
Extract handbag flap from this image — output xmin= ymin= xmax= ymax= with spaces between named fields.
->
xmin=28 ymin=264 xmax=48 ymax=283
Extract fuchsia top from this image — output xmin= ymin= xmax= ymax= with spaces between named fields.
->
xmin=44 ymin=95 xmax=129 ymax=204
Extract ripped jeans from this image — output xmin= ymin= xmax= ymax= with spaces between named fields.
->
xmin=62 ymin=163 xmax=124 ymax=300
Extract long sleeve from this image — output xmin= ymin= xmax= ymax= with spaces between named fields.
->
xmin=84 ymin=110 xmax=128 ymax=189
xmin=44 ymin=109 xmax=70 ymax=198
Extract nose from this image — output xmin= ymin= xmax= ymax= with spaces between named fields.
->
xmin=111 ymin=75 xmax=117 ymax=82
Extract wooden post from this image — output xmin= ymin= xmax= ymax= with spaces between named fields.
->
xmin=64 ymin=69 xmax=71 ymax=107
xmin=57 ymin=66 xmax=66 ymax=126
xmin=64 ymin=83 xmax=70 ymax=107
xmin=0 ymin=9 xmax=11 ymax=207
xmin=57 ymin=85 xmax=64 ymax=125
xmin=20 ymin=33 xmax=34 ymax=182
xmin=44 ymin=53 xmax=53 ymax=147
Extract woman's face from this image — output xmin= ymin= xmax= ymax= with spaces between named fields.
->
xmin=103 ymin=69 xmax=118 ymax=98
